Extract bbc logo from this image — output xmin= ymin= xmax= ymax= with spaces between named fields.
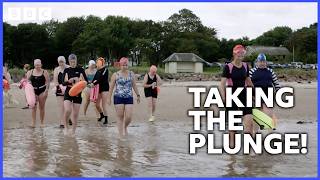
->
xmin=7 ymin=7 xmax=52 ymax=21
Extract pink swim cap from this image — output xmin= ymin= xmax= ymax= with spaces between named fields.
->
xmin=233 ymin=44 xmax=246 ymax=55
xmin=150 ymin=65 xmax=157 ymax=73
xmin=119 ymin=57 xmax=129 ymax=66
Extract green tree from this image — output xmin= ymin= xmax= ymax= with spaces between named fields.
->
xmin=98 ymin=16 xmax=135 ymax=62
xmin=72 ymin=15 xmax=104 ymax=62
xmin=3 ymin=23 xmax=17 ymax=67
xmin=254 ymin=26 xmax=293 ymax=46
xmin=285 ymin=23 xmax=317 ymax=64
xmin=55 ymin=17 xmax=85 ymax=59
xmin=11 ymin=23 xmax=51 ymax=67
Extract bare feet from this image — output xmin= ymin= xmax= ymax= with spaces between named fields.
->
xmin=28 ymin=125 xmax=36 ymax=128
xmin=63 ymin=129 xmax=68 ymax=136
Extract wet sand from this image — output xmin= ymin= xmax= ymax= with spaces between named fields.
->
xmin=3 ymin=81 xmax=318 ymax=177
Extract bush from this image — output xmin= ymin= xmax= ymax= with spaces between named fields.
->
xmin=8 ymin=68 xmax=25 ymax=83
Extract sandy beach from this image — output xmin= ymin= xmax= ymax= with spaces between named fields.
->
xmin=4 ymin=81 xmax=318 ymax=129
xmin=3 ymin=81 xmax=318 ymax=177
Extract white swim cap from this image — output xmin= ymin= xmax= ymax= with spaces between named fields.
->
xmin=88 ymin=60 xmax=96 ymax=67
xmin=57 ymin=56 xmax=66 ymax=63
xmin=34 ymin=59 xmax=41 ymax=65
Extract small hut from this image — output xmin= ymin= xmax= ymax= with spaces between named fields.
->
xmin=245 ymin=46 xmax=291 ymax=61
xmin=163 ymin=53 xmax=209 ymax=73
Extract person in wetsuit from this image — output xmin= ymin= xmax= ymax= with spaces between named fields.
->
xmin=249 ymin=53 xmax=281 ymax=128
xmin=219 ymin=45 xmax=254 ymax=147
xmin=26 ymin=59 xmax=50 ymax=128
xmin=143 ymin=65 xmax=162 ymax=122
xmin=91 ymin=57 xmax=110 ymax=125
xmin=62 ymin=54 xmax=88 ymax=136
xmin=53 ymin=56 xmax=70 ymax=128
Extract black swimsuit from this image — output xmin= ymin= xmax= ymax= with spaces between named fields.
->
xmin=56 ymin=71 xmax=65 ymax=96
xmin=222 ymin=64 xmax=252 ymax=116
xmin=63 ymin=66 xmax=88 ymax=104
xmin=30 ymin=70 xmax=46 ymax=96
xmin=93 ymin=67 xmax=109 ymax=93
xmin=144 ymin=73 xmax=158 ymax=98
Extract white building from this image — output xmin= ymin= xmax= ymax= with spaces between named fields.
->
xmin=163 ymin=53 xmax=209 ymax=73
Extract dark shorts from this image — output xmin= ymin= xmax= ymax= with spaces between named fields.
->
xmin=144 ymin=88 xmax=157 ymax=98
xmin=55 ymin=86 xmax=64 ymax=97
xmin=99 ymin=83 xmax=109 ymax=93
xmin=64 ymin=89 xmax=82 ymax=104
xmin=225 ymin=90 xmax=252 ymax=128
xmin=114 ymin=96 xmax=133 ymax=105
xmin=34 ymin=87 xmax=46 ymax=96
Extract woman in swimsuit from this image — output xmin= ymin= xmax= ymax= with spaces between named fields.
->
xmin=83 ymin=60 xmax=98 ymax=117
xmin=26 ymin=59 xmax=50 ymax=128
xmin=219 ymin=45 xmax=254 ymax=147
xmin=108 ymin=57 xmax=140 ymax=138
xmin=53 ymin=56 xmax=70 ymax=128
xmin=143 ymin=65 xmax=162 ymax=122
xmin=62 ymin=54 xmax=88 ymax=136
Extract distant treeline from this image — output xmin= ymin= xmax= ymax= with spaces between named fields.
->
xmin=3 ymin=9 xmax=317 ymax=69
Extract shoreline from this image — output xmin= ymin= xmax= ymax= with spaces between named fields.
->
xmin=3 ymin=81 xmax=318 ymax=177
xmin=4 ymin=81 xmax=317 ymax=130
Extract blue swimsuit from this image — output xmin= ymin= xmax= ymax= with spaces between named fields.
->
xmin=114 ymin=71 xmax=134 ymax=105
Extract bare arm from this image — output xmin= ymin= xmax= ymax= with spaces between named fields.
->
xmin=131 ymin=72 xmax=140 ymax=104
xmin=219 ymin=77 xmax=227 ymax=102
xmin=107 ymin=73 xmax=117 ymax=105
xmin=53 ymin=68 xmax=59 ymax=86
xmin=26 ymin=70 xmax=32 ymax=81
xmin=142 ymin=74 xmax=151 ymax=88
xmin=245 ymin=77 xmax=254 ymax=87
xmin=131 ymin=72 xmax=140 ymax=96
xmin=64 ymin=72 xmax=69 ymax=84
xmin=44 ymin=70 xmax=50 ymax=92
xmin=156 ymin=74 xmax=162 ymax=86
xmin=5 ymin=72 xmax=12 ymax=83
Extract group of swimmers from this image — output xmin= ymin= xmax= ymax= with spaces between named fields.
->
xmin=3 ymin=44 xmax=280 ymax=140
xmin=7 ymin=54 xmax=162 ymax=138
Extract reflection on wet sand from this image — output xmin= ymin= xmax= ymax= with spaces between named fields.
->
xmin=143 ymin=124 xmax=160 ymax=164
xmin=26 ymin=130 xmax=49 ymax=175
xmin=3 ymin=121 xmax=317 ymax=177
xmin=54 ymin=136 xmax=83 ymax=177
xmin=109 ymin=139 xmax=133 ymax=177
xmin=223 ymin=154 xmax=273 ymax=177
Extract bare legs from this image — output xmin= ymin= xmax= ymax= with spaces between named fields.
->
xmin=115 ymin=104 xmax=133 ymax=138
xmin=147 ymin=97 xmax=157 ymax=121
xmin=31 ymin=93 xmax=47 ymax=128
xmin=56 ymin=96 xmax=64 ymax=126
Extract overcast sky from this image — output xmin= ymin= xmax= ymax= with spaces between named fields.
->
xmin=3 ymin=2 xmax=317 ymax=40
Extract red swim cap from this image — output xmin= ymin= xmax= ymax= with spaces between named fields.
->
xmin=233 ymin=44 xmax=246 ymax=55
